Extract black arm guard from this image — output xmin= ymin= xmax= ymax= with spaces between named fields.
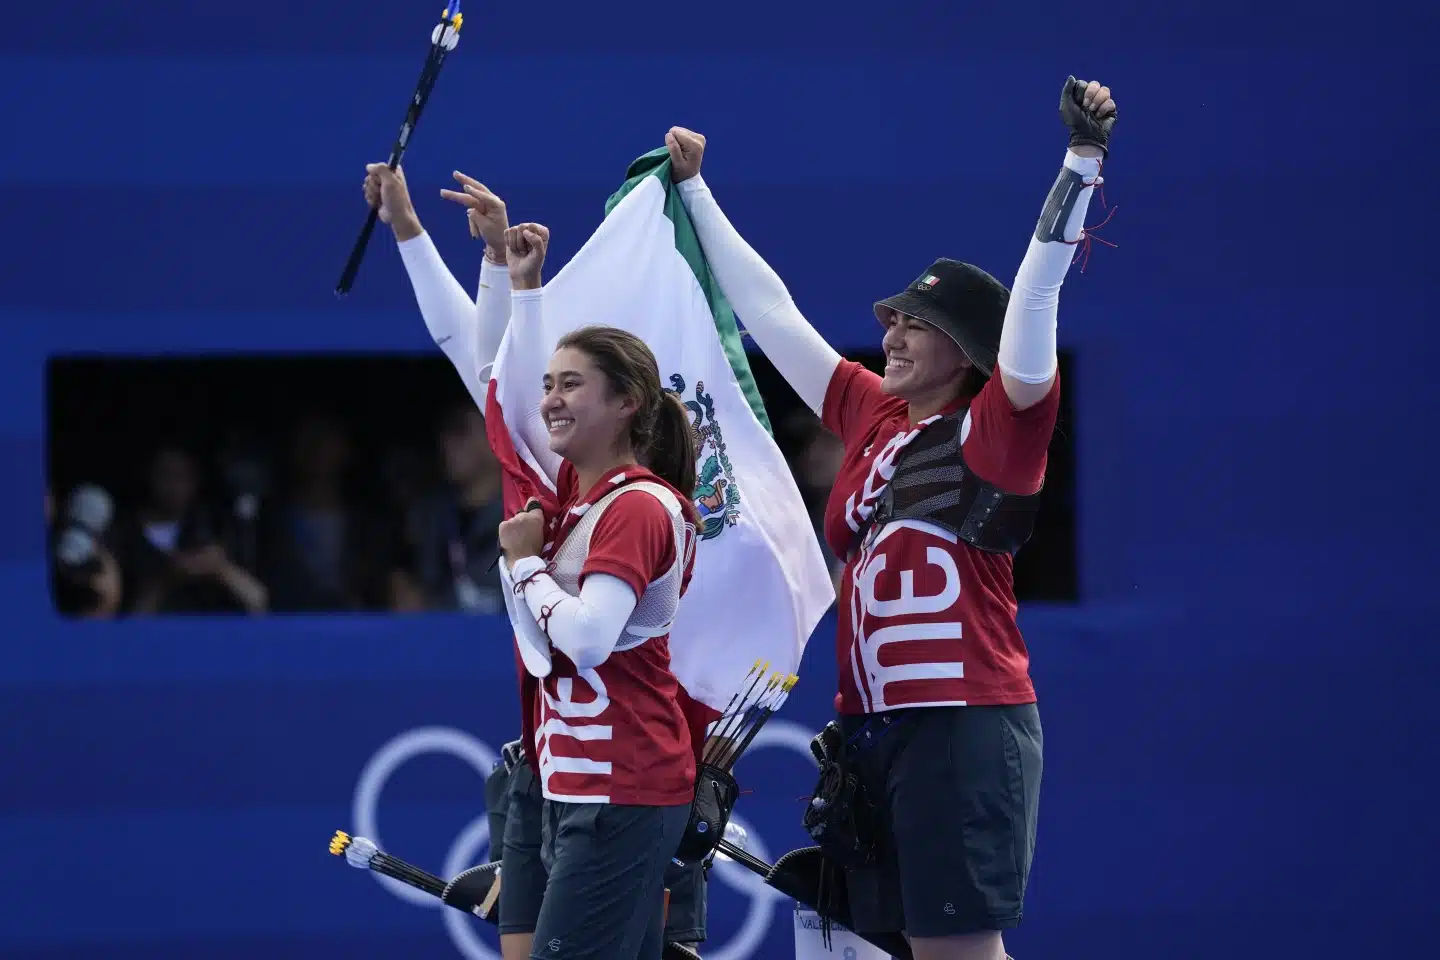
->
xmin=1036 ymin=165 xmax=1091 ymax=243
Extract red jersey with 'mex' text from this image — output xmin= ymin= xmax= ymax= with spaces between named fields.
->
xmin=821 ymin=361 xmax=1060 ymax=713
xmin=533 ymin=464 xmax=700 ymax=805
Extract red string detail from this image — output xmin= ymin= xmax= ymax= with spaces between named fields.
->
xmin=511 ymin=561 xmax=554 ymax=596
xmin=1062 ymin=164 xmax=1118 ymax=273
xmin=536 ymin=604 xmax=557 ymax=638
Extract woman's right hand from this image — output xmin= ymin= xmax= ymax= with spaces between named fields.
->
xmin=440 ymin=172 xmax=509 ymax=255
xmin=362 ymin=163 xmax=422 ymax=241
xmin=505 ymin=223 xmax=550 ymax=290
xmin=665 ymin=127 xmax=706 ymax=182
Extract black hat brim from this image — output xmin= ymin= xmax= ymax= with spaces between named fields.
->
xmin=873 ymin=292 xmax=997 ymax=377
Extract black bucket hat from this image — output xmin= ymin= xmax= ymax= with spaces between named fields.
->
xmin=872 ymin=258 xmax=1010 ymax=377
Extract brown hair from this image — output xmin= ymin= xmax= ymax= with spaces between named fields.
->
xmin=956 ymin=363 xmax=989 ymax=407
xmin=555 ymin=325 xmax=698 ymax=495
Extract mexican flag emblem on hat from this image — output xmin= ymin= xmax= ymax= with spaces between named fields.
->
xmin=917 ymin=274 xmax=940 ymax=289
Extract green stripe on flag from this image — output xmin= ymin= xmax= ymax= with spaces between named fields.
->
xmin=605 ymin=149 xmax=773 ymax=435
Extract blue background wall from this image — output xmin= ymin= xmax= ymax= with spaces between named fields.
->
xmin=3 ymin=1 xmax=1437 ymax=957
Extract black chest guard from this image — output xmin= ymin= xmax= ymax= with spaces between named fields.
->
xmin=869 ymin=412 xmax=1042 ymax=555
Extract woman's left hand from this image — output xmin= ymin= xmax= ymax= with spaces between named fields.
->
xmin=498 ymin=500 xmax=546 ymax=563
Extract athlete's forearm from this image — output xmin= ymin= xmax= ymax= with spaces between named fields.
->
xmin=997 ymin=149 xmax=1101 ymax=387
xmin=509 ymin=558 xmax=638 ymax=670
xmin=473 ymin=252 xmax=512 ymax=382
xmin=675 ymin=175 xmax=841 ymax=414
xmin=397 ymin=232 xmax=488 ymax=407
xmin=500 ymin=557 xmax=555 ymax=673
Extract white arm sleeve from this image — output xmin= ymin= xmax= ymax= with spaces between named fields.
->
xmin=510 ymin=286 xmax=542 ymax=328
xmin=396 ymin=232 xmax=495 ymax=408
xmin=499 ymin=557 xmax=553 ymax=676
xmin=676 ymin=175 xmax=842 ymax=415
xmin=997 ymin=150 xmax=1101 ymax=383
xmin=510 ymin=557 xmax=639 ymax=670
xmin=473 ymin=256 xmax=511 ymax=382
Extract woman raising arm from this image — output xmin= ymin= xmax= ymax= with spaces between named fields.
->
xmin=361 ymin=164 xmax=514 ymax=400
xmin=491 ymin=223 xmax=704 ymax=960
xmin=671 ymin=76 xmax=1117 ymax=960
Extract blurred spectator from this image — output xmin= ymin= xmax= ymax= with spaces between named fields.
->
xmin=49 ymin=482 xmax=124 ymax=619
xmin=260 ymin=412 xmax=412 ymax=612
xmin=113 ymin=445 xmax=268 ymax=615
xmin=403 ymin=405 xmax=505 ymax=613
xmin=51 ymin=351 xmax=1070 ymax=615
xmin=215 ymin=429 xmax=273 ymax=577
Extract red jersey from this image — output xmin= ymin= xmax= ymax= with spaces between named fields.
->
xmin=821 ymin=360 xmax=1060 ymax=713
xmin=531 ymin=464 xmax=699 ymax=805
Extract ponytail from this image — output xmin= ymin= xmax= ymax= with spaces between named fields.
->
xmin=646 ymin=392 xmax=698 ymax=496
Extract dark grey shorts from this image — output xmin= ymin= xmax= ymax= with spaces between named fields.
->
xmin=840 ymin=704 xmax=1043 ymax=938
xmin=533 ymin=798 xmax=690 ymax=960
xmin=488 ymin=757 xmax=706 ymax=945
xmin=496 ymin=760 xmax=547 ymax=937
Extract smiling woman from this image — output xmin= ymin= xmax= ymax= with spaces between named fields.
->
xmin=476 ymin=221 xmax=711 ymax=960
xmin=666 ymin=74 xmax=1114 ymax=959
xmin=544 ymin=328 xmax=698 ymax=499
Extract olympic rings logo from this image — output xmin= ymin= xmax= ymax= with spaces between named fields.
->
xmin=352 ymin=720 xmax=819 ymax=960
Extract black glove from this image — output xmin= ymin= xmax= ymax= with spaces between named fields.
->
xmin=1060 ymin=75 xmax=1116 ymax=154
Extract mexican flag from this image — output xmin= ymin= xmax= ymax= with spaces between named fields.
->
xmin=484 ymin=148 xmax=835 ymax=713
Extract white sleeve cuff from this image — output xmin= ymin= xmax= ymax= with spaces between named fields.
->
xmin=499 ymin=557 xmax=553 ymax=678
xmin=479 ymin=257 xmax=511 ymax=294
xmin=675 ymin=173 xmax=707 ymax=195
xmin=510 ymin=555 xmax=547 ymax=582
xmin=396 ymin=229 xmax=438 ymax=261
xmin=1063 ymin=149 xmax=1103 ymax=178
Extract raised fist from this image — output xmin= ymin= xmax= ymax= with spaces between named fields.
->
xmin=439 ymin=172 xmax=509 ymax=253
xmin=505 ymin=222 xmax=550 ymax=290
xmin=665 ymin=127 xmax=706 ymax=183
xmin=498 ymin=498 xmax=546 ymax=563
xmin=1059 ymin=77 xmax=1117 ymax=154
